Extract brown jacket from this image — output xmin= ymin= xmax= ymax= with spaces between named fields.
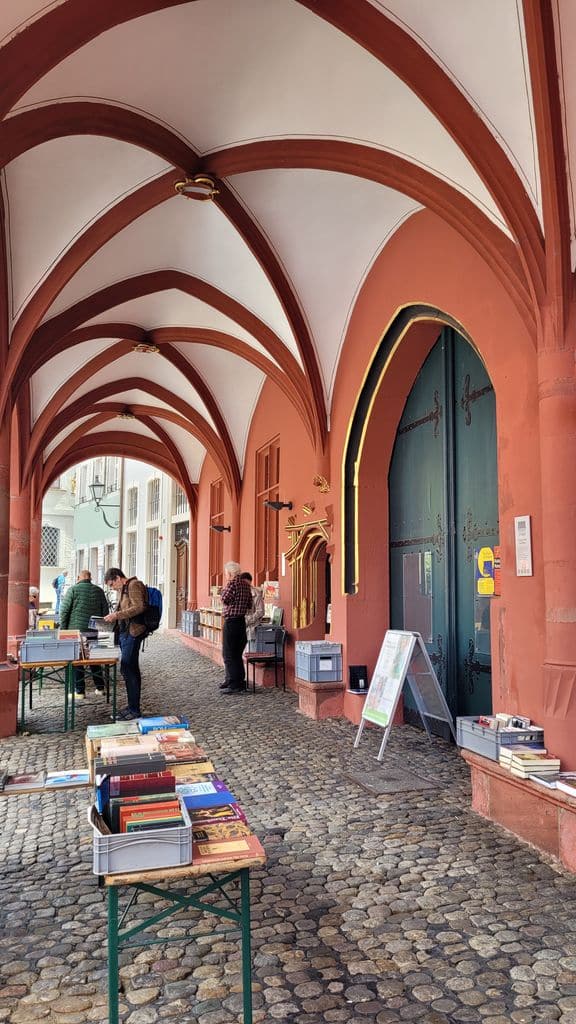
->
xmin=110 ymin=577 xmax=148 ymax=637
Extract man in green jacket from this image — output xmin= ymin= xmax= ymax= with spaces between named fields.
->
xmin=59 ymin=569 xmax=109 ymax=698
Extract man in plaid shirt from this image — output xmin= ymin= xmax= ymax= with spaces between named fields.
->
xmin=220 ymin=562 xmax=253 ymax=694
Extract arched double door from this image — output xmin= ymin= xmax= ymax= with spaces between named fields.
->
xmin=389 ymin=328 xmax=498 ymax=727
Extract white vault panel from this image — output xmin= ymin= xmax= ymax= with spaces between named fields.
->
xmin=172 ymin=342 xmax=265 ymax=467
xmin=372 ymin=0 xmax=541 ymax=213
xmin=148 ymin=419 xmax=206 ymax=483
xmin=231 ymin=168 xmax=422 ymax=400
xmin=5 ymin=135 xmax=170 ymax=318
xmin=30 ymin=337 xmax=120 ymax=422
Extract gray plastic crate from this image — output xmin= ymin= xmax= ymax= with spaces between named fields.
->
xmin=295 ymin=649 xmax=343 ymax=683
xmin=456 ymin=717 xmax=544 ymax=761
xmin=180 ymin=611 xmax=190 ymax=634
xmin=295 ymin=640 xmax=342 ymax=657
xmin=190 ymin=611 xmax=201 ymax=637
xmin=89 ymin=796 xmax=192 ymax=875
xmin=20 ymin=638 xmax=81 ymax=663
xmin=251 ymin=625 xmax=278 ymax=653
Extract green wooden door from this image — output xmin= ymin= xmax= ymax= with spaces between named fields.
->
xmin=389 ymin=328 xmax=498 ymax=725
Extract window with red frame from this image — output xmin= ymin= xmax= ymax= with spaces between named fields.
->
xmin=255 ymin=438 xmax=280 ymax=585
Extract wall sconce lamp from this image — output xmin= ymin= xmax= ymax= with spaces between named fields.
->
xmin=264 ymin=500 xmax=293 ymax=511
xmin=88 ymin=476 xmax=121 ymax=530
xmin=210 ymin=524 xmax=231 ymax=533
xmin=174 ymin=174 xmax=220 ymax=201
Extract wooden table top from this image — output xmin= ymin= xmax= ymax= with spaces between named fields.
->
xmin=104 ymin=851 xmax=266 ymax=887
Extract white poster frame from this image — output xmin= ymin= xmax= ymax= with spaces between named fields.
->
xmin=353 ymin=630 xmax=456 ymax=761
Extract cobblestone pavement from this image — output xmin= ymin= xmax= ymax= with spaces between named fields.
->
xmin=2 ymin=633 xmax=576 ymax=1024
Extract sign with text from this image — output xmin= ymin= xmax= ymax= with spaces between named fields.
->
xmin=354 ymin=630 xmax=456 ymax=761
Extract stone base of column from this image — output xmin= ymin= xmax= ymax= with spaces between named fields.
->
xmin=0 ymin=662 xmax=19 ymax=737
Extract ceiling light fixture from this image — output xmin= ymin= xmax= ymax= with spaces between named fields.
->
xmin=210 ymin=524 xmax=231 ymax=533
xmin=132 ymin=342 xmax=160 ymax=354
xmin=174 ymin=174 xmax=219 ymax=201
xmin=264 ymin=500 xmax=293 ymax=511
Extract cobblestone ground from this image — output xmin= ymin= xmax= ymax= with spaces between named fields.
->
xmin=2 ymin=633 xmax=576 ymax=1024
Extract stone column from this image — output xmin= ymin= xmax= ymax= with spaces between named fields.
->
xmin=8 ymin=438 xmax=30 ymax=646
xmin=0 ymin=416 xmax=19 ymax=736
xmin=29 ymin=506 xmax=41 ymax=589
xmin=538 ymin=338 xmax=576 ymax=761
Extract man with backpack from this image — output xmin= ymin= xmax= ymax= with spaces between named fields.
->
xmin=103 ymin=568 xmax=149 ymax=720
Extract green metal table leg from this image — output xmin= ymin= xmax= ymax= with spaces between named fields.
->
xmin=240 ymin=868 xmax=253 ymax=1024
xmin=108 ymin=886 xmax=119 ymax=1024
xmin=70 ymin=664 xmax=75 ymax=730
xmin=112 ymin=663 xmax=117 ymax=722
xmin=20 ymin=669 xmax=26 ymax=729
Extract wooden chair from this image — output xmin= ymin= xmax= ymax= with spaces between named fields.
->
xmin=244 ymin=627 xmax=287 ymax=693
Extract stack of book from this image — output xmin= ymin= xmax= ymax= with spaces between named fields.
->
xmin=499 ymin=746 xmax=561 ymax=778
xmin=531 ymin=772 xmax=576 ymax=793
xmin=2 ymin=768 xmax=90 ymax=793
xmin=137 ymin=715 xmax=189 ymax=733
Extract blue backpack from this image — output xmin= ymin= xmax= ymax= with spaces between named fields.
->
xmin=143 ymin=586 xmax=163 ymax=634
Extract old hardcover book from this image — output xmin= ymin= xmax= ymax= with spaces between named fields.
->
xmin=192 ymin=834 xmax=265 ymax=864
xmin=556 ymin=778 xmax=576 ymax=798
xmin=45 ymin=769 xmax=90 ymax=787
xmin=193 ymin=822 xmax=251 ymax=841
xmin=180 ymin=779 xmax=235 ymax=810
xmin=94 ymin=753 xmax=167 ymax=777
xmin=191 ymin=803 xmax=247 ymax=825
xmin=4 ymin=770 xmax=45 ymax=792
xmin=138 ymin=716 xmax=189 ymax=734
xmin=126 ymin=817 xmax=185 ymax=832
xmin=86 ymin=722 xmax=140 ymax=739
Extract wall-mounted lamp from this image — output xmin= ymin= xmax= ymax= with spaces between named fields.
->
xmin=210 ymin=524 xmax=231 ymax=533
xmin=264 ymin=500 xmax=293 ymax=511
xmin=88 ymin=476 xmax=121 ymax=530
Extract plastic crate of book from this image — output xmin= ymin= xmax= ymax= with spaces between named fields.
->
xmin=89 ymin=796 xmax=193 ymax=875
xmin=456 ymin=716 xmax=544 ymax=761
xmin=19 ymin=638 xmax=81 ymax=663
xmin=26 ymin=629 xmax=58 ymax=639
xmin=295 ymin=641 xmax=343 ymax=683
xmin=251 ymin=625 xmax=278 ymax=654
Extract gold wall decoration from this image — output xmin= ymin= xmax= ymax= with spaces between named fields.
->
xmin=312 ymin=474 xmax=330 ymax=493
xmin=284 ymin=517 xmax=330 ymax=630
xmin=301 ymin=501 xmax=315 ymax=517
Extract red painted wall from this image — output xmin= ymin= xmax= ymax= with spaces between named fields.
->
xmin=329 ymin=208 xmax=545 ymax=743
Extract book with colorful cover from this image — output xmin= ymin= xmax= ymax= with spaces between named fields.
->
xmin=530 ymin=772 xmax=576 ymax=790
xmin=154 ymin=731 xmax=197 ymax=745
xmin=191 ymin=803 xmax=247 ymax=825
xmin=87 ymin=722 xmax=140 ymax=739
xmin=192 ymin=821 xmax=252 ymax=841
xmin=4 ymin=770 xmax=45 ymax=792
xmin=99 ymin=736 xmax=160 ymax=758
xmin=499 ymin=744 xmax=547 ymax=762
xmin=94 ymin=753 xmax=167 ymax=777
xmin=126 ymin=816 xmax=185 ymax=832
xmin=45 ymin=769 xmax=90 ymax=788
xmin=180 ymin=778 xmax=236 ymax=810
xmin=556 ymin=778 xmax=576 ymax=798
xmin=192 ymin=833 xmax=265 ymax=864
xmin=107 ymin=790 xmax=178 ymax=831
xmin=138 ymin=716 xmax=189 ymax=734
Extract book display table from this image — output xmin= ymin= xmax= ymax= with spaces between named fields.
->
xmin=104 ymin=854 xmax=265 ymax=1024
xmin=19 ymin=656 xmax=118 ymax=732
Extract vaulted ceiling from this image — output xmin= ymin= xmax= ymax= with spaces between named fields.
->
xmin=0 ymin=1 xmax=572 ymax=506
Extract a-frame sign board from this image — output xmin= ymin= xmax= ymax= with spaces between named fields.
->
xmin=353 ymin=630 xmax=456 ymax=761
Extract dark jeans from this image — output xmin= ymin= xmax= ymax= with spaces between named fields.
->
xmin=222 ymin=616 xmax=247 ymax=688
xmin=119 ymin=631 xmax=143 ymax=713
xmin=74 ymin=665 xmax=104 ymax=695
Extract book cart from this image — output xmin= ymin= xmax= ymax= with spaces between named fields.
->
xmin=87 ymin=722 xmax=266 ymax=1024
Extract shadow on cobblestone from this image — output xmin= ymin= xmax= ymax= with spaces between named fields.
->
xmin=1 ymin=633 xmax=576 ymax=1023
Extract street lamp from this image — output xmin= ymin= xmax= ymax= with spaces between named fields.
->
xmin=89 ymin=476 xmax=121 ymax=530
